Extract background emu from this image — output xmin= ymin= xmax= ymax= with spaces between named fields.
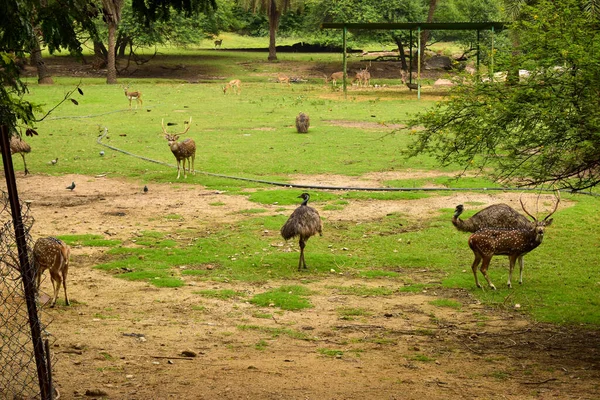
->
xmin=454 ymin=202 xmax=539 ymax=283
xmin=33 ymin=237 xmax=71 ymax=307
xmin=10 ymin=136 xmax=31 ymax=175
xmin=296 ymin=113 xmax=310 ymax=133
xmin=466 ymin=194 xmax=560 ymax=290
xmin=452 ymin=203 xmax=532 ymax=232
xmin=281 ymin=193 xmax=323 ymax=270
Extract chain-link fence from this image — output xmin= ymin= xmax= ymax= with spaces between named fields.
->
xmin=0 ymin=189 xmax=53 ymax=399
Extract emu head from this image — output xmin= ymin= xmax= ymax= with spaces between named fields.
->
xmin=453 ymin=204 xmax=464 ymax=218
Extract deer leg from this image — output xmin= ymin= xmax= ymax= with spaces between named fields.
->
xmin=49 ymin=270 xmax=61 ymax=307
xmin=480 ymin=256 xmax=496 ymax=290
xmin=62 ymin=267 xmax=69 ymax=306
xmin=182 ymin=158 xmax=188 ymax=179
xmin=176 ymin=160 xmax=182 ymax=179
xmin=507 ymin=255 xmax=517 ymax=288
xmin=471 ymin=253 xmax=483 ymax=288
xmin=191 ymin=154 xmax=195 ymax=175
xmin=518 ymin=255 xmax=524 ymax=285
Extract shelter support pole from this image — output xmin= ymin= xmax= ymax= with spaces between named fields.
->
xmin=476 ymin=30 xmax=480 ymax=77
xmin=342 ymin=25 xmax=347 ymax=98
xmin=490 ymin=26 xmax=495 ymax=81
xmin=409 ymin=29 xmax=413 ymax=85
xmin=417 ymin=26 xmax=421 ymax=100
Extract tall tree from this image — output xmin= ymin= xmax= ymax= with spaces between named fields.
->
xmin=97 ymin=0 xmax=217 ymax=84
xmin=239 ymin=0 xmax=295 ymax=61
xmin=102 ymin=0 xmax=124 ymax=84
xmin=407 ymin=0 xmax=600 ymax=190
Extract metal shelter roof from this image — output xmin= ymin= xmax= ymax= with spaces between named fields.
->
xmin=321 ymin=22 xmax=507 ymax=31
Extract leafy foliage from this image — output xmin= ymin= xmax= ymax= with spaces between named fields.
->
xmin=407 ymin=0 xmax=600 ymax=190
xmin=0 ymin=0 xmax=97 ymax=134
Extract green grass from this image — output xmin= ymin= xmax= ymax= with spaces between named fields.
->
xmin=249 ymin=285 xmax=313 ymax=310
xmin=17 ymin=46 xmax=600 ymax=327
xmin=58 ymin=234 xmax=121 ymax=247
xmin=429 ymin=298 xmax=462 ymax=310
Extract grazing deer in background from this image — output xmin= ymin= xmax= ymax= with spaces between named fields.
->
xmin=214 ymin=39 xmax=223 ymax=49
xmin=466 ymin=192 xmax=560 ymax=290
xmin=354 ymin=67 xmax=371 ymax=87
xmin=33 ymin=237 xmax=71 ymax=307
xmin=223 ymin=79 xmax=241 ymax=95
xmin=295 ymin=112 xmax=310 ymax=133
xmin=162 ymin=117 xmax=196 ymax=179
xmin=123 ymin=86 xmax=143 ymax=109
xmin=278 ymin=74 xmax=291 ymax=86
xmin=328 ymin=71 xmax=344 ymax=86
xmin=400 ymin=70 xmax=419 ymax=91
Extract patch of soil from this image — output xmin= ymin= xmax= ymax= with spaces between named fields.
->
xmin=3 ymin=174 xmax=597 ymax=400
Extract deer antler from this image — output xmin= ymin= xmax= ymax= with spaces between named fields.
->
xmin=180 ymin=117 xmax=192 ymax=135
xmin=519 ymin=193 xmax=537 ymax=222
xmin=162 ymin=117 xmax=192 ymax=137
xmin=543 ymin=190 xmax=561 ymax=221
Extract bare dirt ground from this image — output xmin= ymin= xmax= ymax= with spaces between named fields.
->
xmin=4 ymin=173 xmax=599 ymax=400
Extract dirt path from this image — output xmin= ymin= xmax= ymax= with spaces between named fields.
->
xmin=3 ymin=174 xmax=598 ymax=399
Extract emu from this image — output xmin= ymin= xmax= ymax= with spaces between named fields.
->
xmin=10 ymin=136 xmax=31 ymax=175
xmin=281 ymin=193 xmax=323 ymax=270
xmin=295 ymin=113 xmax=310 ymax=133
xmin=464 ymin=193 xmax=560 ymax=289
xmin=452 ymin=203 xmax=532 ymax=233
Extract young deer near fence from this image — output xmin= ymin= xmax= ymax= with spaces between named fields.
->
xmin=123 ymin=86 xmax=143 ymax=109
xmin=162 ymin=117 xmax=196 ymax=179
xmin=214 ymin=39 xmax=223 ymax=49
xmin=467 ymin=192 xmax=560 ymax=290
xmin=33 ymin=237 xmax=71 ymax=307
xmin=223 ymin=79 xmax=241 ymax=95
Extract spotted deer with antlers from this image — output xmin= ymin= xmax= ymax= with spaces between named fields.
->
xmin=465 ymin=192 xmax=560 ymax=290
xmin=162 ymin=117 xmax=196 ymax=179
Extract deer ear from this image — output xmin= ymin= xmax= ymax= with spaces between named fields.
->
xmin=544 ymin=218 xmax=553 ymax=226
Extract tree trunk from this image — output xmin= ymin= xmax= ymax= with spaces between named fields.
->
xmin=267 ymin=0 xmax=281 ymax=62
xmin=106 ymin=21 xmax=117 ymax=84
xmin=30 ymin=33 xmax=53 ymax=84
xmin=101 ymin=0 xmax=123 ymax=84
xmin=393 ymin=36 xmax=408 ymax=71
xmin=420 ymin=0 xmax=438 ymax=64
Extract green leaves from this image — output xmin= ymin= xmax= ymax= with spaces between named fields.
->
xmin=408 ymin=0 xmax=600 ymax=190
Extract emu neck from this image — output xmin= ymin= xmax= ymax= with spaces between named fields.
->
xmin=301 ymin=198 xmax=309 ymax=206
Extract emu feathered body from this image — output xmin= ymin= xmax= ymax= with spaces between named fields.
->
xmin=281 ymin=193 xmax=322 ymax=270
xmin=295 ymin=113 xmax=310 ymax=133
xmin=10 ymin=136 xmax=31 ymax=175
xmin=452 ymin=204 xmax=531 ymax=233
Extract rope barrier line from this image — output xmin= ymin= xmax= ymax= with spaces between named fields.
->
xmin=96 ymin=127 xmax=593 ymax=195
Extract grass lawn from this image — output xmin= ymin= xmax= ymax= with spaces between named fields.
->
xmin=13 ymin=41 xmax=600 ymax=327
